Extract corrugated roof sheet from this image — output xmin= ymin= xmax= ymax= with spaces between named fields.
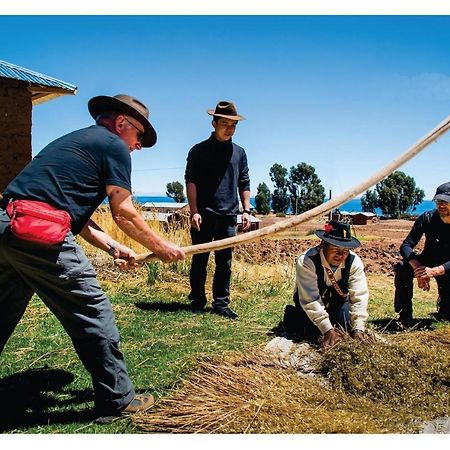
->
xmin=0 ymin=59 xmax=77 ymax=92
xmin=0 ymin=59 xmax=77 ymax=105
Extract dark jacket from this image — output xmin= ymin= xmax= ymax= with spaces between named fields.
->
xmin=400 ymin=210 xmax=450 ymax=273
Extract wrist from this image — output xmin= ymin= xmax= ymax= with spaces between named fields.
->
xmin=242 ymin=209 xmax=251 ymax=214
xmin=107 ymin=241 xmax=119 ymax=256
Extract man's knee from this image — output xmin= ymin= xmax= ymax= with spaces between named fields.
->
xmin=394 ymin=260 xmax=414 ymax=282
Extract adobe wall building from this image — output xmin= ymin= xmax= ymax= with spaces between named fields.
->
xmin=0 ymin=60 xmax=76 ymax=192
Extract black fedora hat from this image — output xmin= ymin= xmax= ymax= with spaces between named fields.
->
xmin=207 ymin=100 xmax=245 ymax=121
xmin=88 ymin=94 xmax=157 ymax=147
xmin=315 ymin=220 xmax=361 ymax=249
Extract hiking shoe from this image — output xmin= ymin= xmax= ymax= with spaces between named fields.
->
xmin=212 ymin=307 xmax=239 ymax=320
xmin=122 ymin=394 xmax=155 ymax=414
xmin=94 ymin=394 xmax=155 ymax=424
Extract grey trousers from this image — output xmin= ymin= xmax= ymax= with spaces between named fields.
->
xmin=0 ymin=208 xmax=134 ymax=415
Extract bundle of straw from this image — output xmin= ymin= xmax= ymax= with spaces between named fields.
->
xmin=133 ymin=328 xmax=450 ymax=434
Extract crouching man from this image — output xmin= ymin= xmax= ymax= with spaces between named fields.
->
xmin=284 ymin=220 xmax=369 ymax=348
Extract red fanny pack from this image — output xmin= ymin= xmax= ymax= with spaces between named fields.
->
xmin=6 ymin=199 xmax=71 ymax=245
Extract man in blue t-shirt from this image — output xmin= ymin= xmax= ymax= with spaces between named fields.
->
xmin=184 ymin=101 xmax=251 ymax=319
xmin=394 ymin=182 xmax=450 ymax=326
xmin=0 ymin=94 xmax=185 ymax=420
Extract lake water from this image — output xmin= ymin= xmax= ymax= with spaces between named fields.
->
xmin=134 ymin=196 xmax=436 ymax=215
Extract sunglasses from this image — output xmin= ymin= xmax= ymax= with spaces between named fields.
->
xmin=124 ymin=117 xmax=144 ymax=143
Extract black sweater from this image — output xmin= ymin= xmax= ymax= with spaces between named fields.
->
xmin=400 ymin=210 xmax=450 ymax=273
xmin=185 ymin=133 xmax=250 ymax=215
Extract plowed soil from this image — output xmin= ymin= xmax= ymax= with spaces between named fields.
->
xmin=235 ymin=217 xmax=421 ymax=275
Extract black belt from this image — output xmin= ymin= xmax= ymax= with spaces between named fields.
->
xmin=0 ymin=196 xmax=14 ymax=209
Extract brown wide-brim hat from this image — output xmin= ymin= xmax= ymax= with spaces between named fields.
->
xmin=88 ymin=94 xmax=157 ymax=147
xmin=207 ymin=100 xmax=245 ymax=121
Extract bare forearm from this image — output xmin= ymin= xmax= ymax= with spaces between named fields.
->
xmin=79 ymin=219 xmax=117 ymax=253
xmin=112 ymin=204 xmax=168 ymax=253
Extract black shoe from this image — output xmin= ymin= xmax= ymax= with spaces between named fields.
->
xmin=399 ymin=311 xmax=413 ymax=324
xmin=436 ymin=313 xmax=450 ymax=322
xmin=190 ymin=300 xmax=206 ymax=314
xmin=395 ymin=316 xmax=413 ymax=331
xmin=212 ymin=307 xmax=239 ymax=319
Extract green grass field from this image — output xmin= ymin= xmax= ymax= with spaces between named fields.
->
xmin=0 ymin=258 xmax=447 ymax=434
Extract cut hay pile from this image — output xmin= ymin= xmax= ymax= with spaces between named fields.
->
xmin=133 ymin=328 xmax=450 ymax=434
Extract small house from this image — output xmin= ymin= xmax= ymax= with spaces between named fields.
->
xmin=0 ymin=59 xmax=77 ymax=192
xmin=349 ymin=212 xmax=377 ymax=225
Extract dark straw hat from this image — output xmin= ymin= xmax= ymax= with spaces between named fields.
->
xmin=432 ymin=182 xmax=450 ymax=203
xmin=88 ymin=94 xmax=157 ymax=147
xmin=207 ymin=101 xmax=245 ymax=121
xmin=315 ymin=220 xmax=361 ymax=249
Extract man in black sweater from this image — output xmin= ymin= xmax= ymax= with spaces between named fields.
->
xmin=394 ymin=182 xmax=450 ymax=326
xmin=184 ymin=101 xmax=251 ymax=319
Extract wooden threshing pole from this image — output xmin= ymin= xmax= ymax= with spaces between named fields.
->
xmin=133 ymin=115 xmax=450 ymax=264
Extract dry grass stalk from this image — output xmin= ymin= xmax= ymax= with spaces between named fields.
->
xmin=133 ymin=328 xmax=450 ymax=434
xmin=83 ymin=203 xmax=191 ymax=257
xmin=420 ymin=328 xmax=450 ymax=349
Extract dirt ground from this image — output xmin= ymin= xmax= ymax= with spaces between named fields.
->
xmin=235 ymin=216 xmax=418 ymax=275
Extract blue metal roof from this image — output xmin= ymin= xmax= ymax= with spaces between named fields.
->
xmin=0 ymin=59 xmax=77 ymax=105
xmin=0 ymin=59 xmax=77 ymax=92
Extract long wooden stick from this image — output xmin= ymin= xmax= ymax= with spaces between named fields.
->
xmin=136 ymin=115 xmax=450 ymax=263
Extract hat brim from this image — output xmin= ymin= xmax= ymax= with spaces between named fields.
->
xmin=207 ymin=109 xmax=245 ymax=121
xmin=433 ymin=193 xmax=450 ymax=203
xmin=314 ymin=230 xmax=361 ymax=249
xmin=88 ymin=96 xmax=157 ymax=147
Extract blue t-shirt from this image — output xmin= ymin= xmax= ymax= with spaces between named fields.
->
xmin=4 ymin=125 xmax=132 ymax=235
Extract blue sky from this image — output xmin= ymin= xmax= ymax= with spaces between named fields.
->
xmin=1 ymin=11 xmax=450 ymax=199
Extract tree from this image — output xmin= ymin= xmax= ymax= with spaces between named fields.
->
xmin=364 ymin=171 xmax=425 ymax=218
xmin=166 ymin=181 xmax=186 ymax=203
xmin=269 ymin=163 xmax=290 ymax=214
xmin=288 ymin=163 xmax=325 ymax=214
xmin=361 ymin=189 xmax=379 ymax=213
xmin=255 ymin=182 xmax=271 ymax=215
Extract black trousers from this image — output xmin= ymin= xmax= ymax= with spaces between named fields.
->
xmin=188 ymin=213 xmax=237 ymax=310
xmin=394 ymin=260 xmax=450 ymax=321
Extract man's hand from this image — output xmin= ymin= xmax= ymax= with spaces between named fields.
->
xmin=352 ymin=329 xmax=367 ymax=343
xmin=111 ymin=244 xmax=139 ymax=271
xmin=322 ymin=328 xmax=341 ymax=349
xmin=190 ymin=212 xmax=202 ymax=231
xmin=414 ymin=265 xmax=445 ymax=279
xmin=241 ymin=211 xmax=251 ymax=232
xmin=416 ymin=276 xmax=431 ymax=291
xmin=155 ymin=242 xmax=185 ymax=263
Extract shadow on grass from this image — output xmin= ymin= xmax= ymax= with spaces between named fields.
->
xmin=135 ymin=300 xmax=200 ymax=313
xmin=370 ymin=317 xmax=437 ymax=333
xmin=0 ymin=368 xmax=95 ymax=432
xmin=268 ymin=320 xmax=320 ymax=345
